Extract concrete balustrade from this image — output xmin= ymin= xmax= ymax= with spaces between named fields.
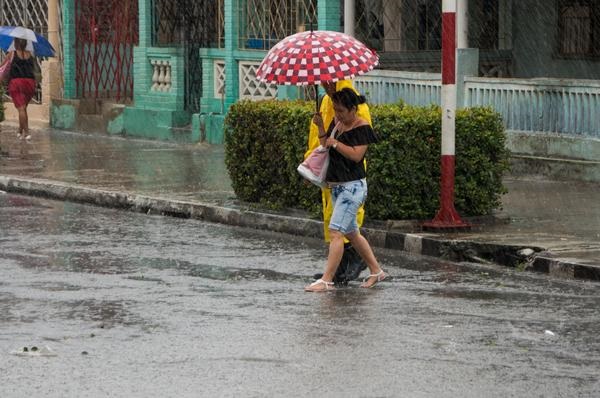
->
xmin=150 ymin=59 xmax=172 ymax=92
xmin=354 ymin=70 xmax=600 ymax=141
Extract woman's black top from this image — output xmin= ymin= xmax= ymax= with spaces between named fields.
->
xmin=325 ymin=123 xmax=378 ymax=183
xmin=10 ymin=53 xmax=35 ymax=79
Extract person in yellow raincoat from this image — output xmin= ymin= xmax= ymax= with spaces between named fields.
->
xmin=305 ymin=80 xmax=372 ymax=285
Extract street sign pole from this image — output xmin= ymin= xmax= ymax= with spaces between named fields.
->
xmin=423 ymin=0 xmax=470 ymax=231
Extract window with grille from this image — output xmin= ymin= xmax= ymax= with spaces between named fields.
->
xmin=354 ymin=0 xmax=441 ymax=52
xmin=241 ymin=0 xmax=317 ymax=50
xmin=470 ymin=0 xmax=499 ymax=50
xmin=558 ymin=0 xmax=600 ymax=57
xmin=152 ymin=0 xmax=224 ymax=48
xmin=0 ymin=0 xmax=48 ymax=35
xmin=151 ymin=0 xmax=224 ymax=111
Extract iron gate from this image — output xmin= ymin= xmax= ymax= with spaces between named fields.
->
xmin=74 ymin=0 xmax=138 ymax=102
xmin=152 ymin=0 xmax=222 ymax=113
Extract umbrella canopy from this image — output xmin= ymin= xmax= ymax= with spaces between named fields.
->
xmin=0 ymin=26 xmax=55 ymax=57
xmin=256 ymin=30 xmax=378 ymax=86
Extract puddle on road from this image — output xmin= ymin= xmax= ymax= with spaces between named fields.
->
xmin=188 ymin=265 xmax=298 ymax=282
xmin=125 ymin=275 xmax=166 ymax=284
xmin=28 ymin=282 xmax=83 ymax=292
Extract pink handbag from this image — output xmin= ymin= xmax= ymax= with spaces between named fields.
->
xmin=0 ymin=52 xmax=14 ymax=83
xmin=297 ymin=123 xmax=339 ymax=188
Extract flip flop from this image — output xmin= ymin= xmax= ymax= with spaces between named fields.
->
xmin=359 ymin=270 xmax=388 ymax=288
xmin=304 ymin=278 xmax=335 ymax=292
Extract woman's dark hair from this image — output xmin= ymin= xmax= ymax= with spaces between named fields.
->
xmin=330 ymin=87 xmax=366 ymax=110
xmin=13 ymin=38 xmax=27 ymax=51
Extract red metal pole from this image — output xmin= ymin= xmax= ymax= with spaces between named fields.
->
xmin=423 ymin=0 xmax=470 ymax=231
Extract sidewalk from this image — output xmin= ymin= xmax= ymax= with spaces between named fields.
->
xmin=1 ymin=124 xmax=599 ymax=281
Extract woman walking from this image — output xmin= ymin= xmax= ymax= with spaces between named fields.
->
xmin=305 ymin=80 xmax=371 ymax=285
xmin=305 ymin=88 xmax=387 ymax=292
xmin=1 ymin=38 xmax=38 ymax=140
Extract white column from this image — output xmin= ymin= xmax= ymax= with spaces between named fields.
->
xmin=344 ymin=0 xmax=355 ymax=37
xmin=498 ymin=0 xmax=513 ymax=50
xmin=48 ymin=0 xmax=60 ymax=52
xmin=457 ymin=0 xmax=468 ymax=49
xmin=384 ymin=0 xmax=403 ymax=51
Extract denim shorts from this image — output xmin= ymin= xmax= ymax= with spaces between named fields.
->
xmin=329 ymin=179 xmax=367 ymax=235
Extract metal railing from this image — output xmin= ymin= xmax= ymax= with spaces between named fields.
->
xmin=355 ymin=69 xmax=441 ymax=106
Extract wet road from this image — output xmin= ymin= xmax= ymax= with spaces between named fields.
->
xmin=1 ymin=194 xmax=599 ymax=397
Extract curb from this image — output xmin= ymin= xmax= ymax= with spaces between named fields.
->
xmin=529 ymin=255 xmax=600 ymax=281
xmin=1 ymin=175 xmax=599 ymax=282
xmin=0 ymin=175 xmax=324 ymax=236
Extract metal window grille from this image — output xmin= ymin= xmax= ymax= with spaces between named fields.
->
xmin=0 ymin=0 xmax=49 ymax=104
xmin=152 ymin=0 xmax=224 ymax=48
xmin=354 ymin=0 xmax=503 ymax=52
xmin=354 ymin=0 xmax=441 ymax=52
xmin=0 ymin=0 xmax=48 ymax=34
xmin=558 ymin=0 xmax=600 ymax=57
xmin=241 ymin=0 xmax=317 ymax=50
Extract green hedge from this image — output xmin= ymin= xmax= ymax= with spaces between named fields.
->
xmin=224 ymin=100 xmax=509 ymax=221
xmin=224 ymin=99 xmax=321 ymax=214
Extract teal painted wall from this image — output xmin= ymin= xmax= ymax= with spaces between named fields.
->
xmin=62 ymin=0 xmax=76 ymax=99
xmin=50 ymin=103 xmax=76 ymax=129
xmin=107 ymin=112 xmax=124 ymax=135
xmin=318 ymin=0 xmax=340 ymax=30
xmin=121 ymin=0 xmax=191 ymax=140
xmin=224 ymin=0 xmax=240 ymax=110
xmin=138 ymin=0 xmax=152 ymax=47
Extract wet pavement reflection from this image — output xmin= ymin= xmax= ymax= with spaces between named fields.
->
xmin=1 ymin=194 xmax=599 ymax=397
xmin=0 ymin=129 xmax=234 ymax=203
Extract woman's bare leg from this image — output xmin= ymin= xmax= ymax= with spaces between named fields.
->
xmin=17 ymin=106 xmax=28 ymax=138
xmin=304 ymin=229 xmax=345 ymax=291
xmin=345 ymin=231 xmax=386 ymax=287
xmin=321 ymin=230 xmax=345 ymax=281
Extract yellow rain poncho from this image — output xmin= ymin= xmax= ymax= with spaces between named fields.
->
xmin=304 ymin=80 xmax=372 ymax=242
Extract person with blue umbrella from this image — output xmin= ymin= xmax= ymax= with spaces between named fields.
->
xmin=0 ymin=37 xmax=40 ymax=140
xmin=0 ymin=27 xmax=54 ymax=141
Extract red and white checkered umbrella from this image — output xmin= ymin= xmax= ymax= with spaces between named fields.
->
xmin=256 ymin=30 xmax=378 ymax=86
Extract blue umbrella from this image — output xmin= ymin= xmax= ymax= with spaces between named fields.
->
xmin=0 ymin=26 xmax=55 ymax=57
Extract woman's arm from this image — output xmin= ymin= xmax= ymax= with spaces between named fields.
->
xmin=325 ymin=121 xmax=370 ymax=162
xmin=312 ymin=113 xmax=328 ymax=147
xmin=325 ymin=138 xmax=367 ymax=163
xmin=0 ymin=51 xmax=13 ymax=68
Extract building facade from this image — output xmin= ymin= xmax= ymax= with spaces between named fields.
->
xmin=49 ymin=0 xmax=600 ymax=178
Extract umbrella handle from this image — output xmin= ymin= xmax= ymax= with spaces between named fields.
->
xmin=315 ymin=84 xmax=319 ymax=113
